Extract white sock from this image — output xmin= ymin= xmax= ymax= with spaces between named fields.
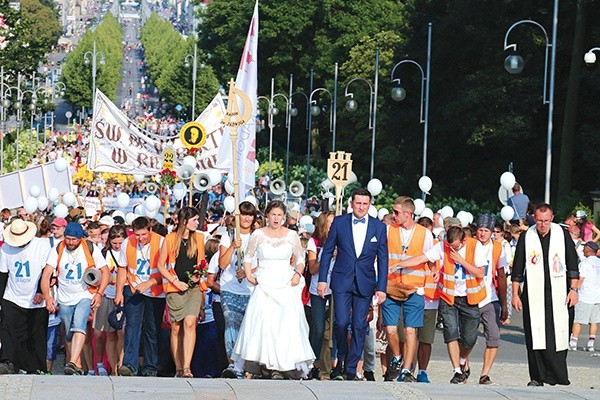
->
xmin=419 ymin=369 xmax=427 ymax=374
xmin=454 ymin=367 xmax=462 ymax=374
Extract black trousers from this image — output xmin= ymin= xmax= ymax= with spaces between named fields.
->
xmin=0 ymin=299 xmax=48 ymax=373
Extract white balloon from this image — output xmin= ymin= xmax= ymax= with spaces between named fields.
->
xmin=299 ymin=215 xmax=313 ymax=228
xmin=254 ymin=160 xmax=260 ymax=173
xmin=223 ymin=196 xmax=236 ymax=213
xmin=418 ymin=176 xmax=432 ymax=194
xmin=112 ymin=210 xmax=126 ymax=219
xmin=172 ymin=183 xmax=187 ymax=201
xmin=224 ymin=178 xmax=234 ymax=195
xmin=205 ymin=169 xmax=222 ymax=187
xmin=244 ymin=195 xmax=257 ymax=207
xmin=23 ymin=197 xmax=38 ymax=214
xmin=47 ymin=187 xmax=60 ymax=202
xmin=500 ymin=171 xmax=516 ymax=191
xmin=368 ymin=204 xmax=378 ymax=218
xmin=421 ymin=207 xmax=434 ymax=220
xmin=367 ymin=178 xmax=383 ymax=197
xmin=438 ymin=215 xmax=445 ymax=228
xmin=125 ymin=212 xmax=138 ymax=225
xmin=62 ymin=192 xmax=76 ymax=207
xmin=440 ymin=206 xmax=454 ymax=219
xmin=54 ymin=157 xmax=68 ymax=172
xmin=465 ymin=212 xmax=474 ymax=224
xmin=29 ymin=185 xmax=41 ymax=198
xmin=457 ymin=211 xmax=469 ymax=227
xmin=133 ymin=174 xmax=145 ymax=183
xmin=117 ymin=192 xmax=130 ymax=209
xmin=501 ymin=205 xmax=515 ymax=222
xmin=378 ymin=208 xmax=389 ymax=220
xmin=413 ymin=198 xmax=426 ymax=216
xmin=144 ymin=195 xmax=161 ymax=212
xmin=133 ymin=204 xmax=144 ymax=215
xmin=182 ymin=155 xmax=197 ymax=168
xmin=145 ymin=209 xmax=158 ymax=218
xmin=37 ymin=196 xmax=49 ymax=211
xmin=54 ymin=203 xmax=69 ymax=218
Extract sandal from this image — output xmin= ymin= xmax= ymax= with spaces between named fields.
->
xmin=182 ymin=368 xmax=193 ymax=378
xmin=175 ymin=369 xmax=183 ymax=378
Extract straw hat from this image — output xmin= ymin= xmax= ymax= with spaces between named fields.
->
xmin=4 ymin=219 xmax=37 ymax=247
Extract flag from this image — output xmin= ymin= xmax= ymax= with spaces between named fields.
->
xmin=216 ymin=0 xmax=258 ymax=194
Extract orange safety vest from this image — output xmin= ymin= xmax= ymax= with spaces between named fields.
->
xmin=162 ymin=232 xmax=205 ymax=293
xmin=125 ymin=232 xmax=164 ymax=296
xmin=56 ymin=240 xmax=98 ymax=294
xmin=423 ymin=238 xmax=440 ymax=300
xmin=439 ymin=237 xmax=486 ymax=306
xmin=489 ymin=241 xmax=503 ymax=291
xmin=387 ymin=224 xmax=428 ymax=289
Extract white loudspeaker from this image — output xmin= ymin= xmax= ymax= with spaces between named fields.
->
xmin=176 ymin=164 xmax=195 ymax=181
xmin=146 ymin=182 xmax=158 ymax=194
xmin=320 ymin=179 xmax=334 ymax=192
xmin=193 ymin=172 xmax=212 ymax=192
xmin=270 ymin=179 xmax=286 ymax=196
xmin=288 ymin=181 xmax=304 ymax=198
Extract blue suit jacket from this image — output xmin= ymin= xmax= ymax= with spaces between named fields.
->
xmin=319 ymin=213 xmax=388 ymax=297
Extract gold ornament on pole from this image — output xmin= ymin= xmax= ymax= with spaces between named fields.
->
xmin=222 ymin=79 xmax=252 ymax=275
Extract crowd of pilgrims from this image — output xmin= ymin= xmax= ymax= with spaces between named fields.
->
xmin=0 ymin=191 xmax=597 ymax=384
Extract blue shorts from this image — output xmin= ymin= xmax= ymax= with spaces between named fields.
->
xmin=59 ymin=298 xmax=92 ymax=342
xmin=381 ymin=292 xmax=424 ymax=328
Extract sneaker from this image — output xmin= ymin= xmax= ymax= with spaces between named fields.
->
xmin=143 ymin=370 xmax=157 ymax=377
xmin=118 ymin=364 xmax=134 ymax=377
xmin=587 ymin=344 xmax=595 ymax=352
xmin=460 ymin=365 xmax=470 ymax=380
xmin=384 ymin=357 xmax=402 ymax=381
xmin=363 ymin=371 xmax=375 ymax=381
xmin=330 ymin=366 xmax=345 ymax=381
xmin=97 ymin=364 xmax=108 ymax=376
xmin=400 ymin=371 xmax=416 ymax=382
xmin=0 ymin=361 xmax=14 ymax=375
xmin=569 ymin=342 xmax=578 ymax=351
xmin=479 ymin=375 xmax=493 ymax=385
xmin=87 ymin=370 xmax=96 ymax=376
xmin=450 ymin=372 xmax=467 ymax=384
xmin=416 ymin=370 xmax=430 ymax=383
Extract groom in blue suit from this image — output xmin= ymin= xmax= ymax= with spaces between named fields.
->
xmin=318 ymin=188 xmax=388 ymax=380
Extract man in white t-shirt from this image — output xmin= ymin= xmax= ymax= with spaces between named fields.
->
xmin=570 ymin=241 xmax=600 ymax=351
xmin=41 ymin=222 xmax=109 ymax=375
xmin=0 ymin=219 xmax=52 ymax=374
xmin=218 ymin=201 xmax=256 ymax=379
xmin=472 ymin=214 xmax=508 ymax=385
xmin=115 ymin=216 xmax=165 ymax=377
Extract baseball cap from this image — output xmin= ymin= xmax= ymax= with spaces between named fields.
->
xmin=51 ymin=217 xmax=68 ymax=227
xmin=108 ymin=304 xmax=125 ymax=330
xmin=583 ymin=241 xmax=599 ymax=252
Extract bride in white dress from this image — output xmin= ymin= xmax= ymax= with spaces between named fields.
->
xmin=231 ymin=200 xmax=315 ymax=379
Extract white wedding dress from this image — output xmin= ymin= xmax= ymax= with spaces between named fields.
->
xmin=231 ymin=228 xmax=315 ymax=376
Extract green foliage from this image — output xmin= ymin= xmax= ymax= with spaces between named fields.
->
xmin=2 ymin=127 xmax=44 ymax=172
xmin=61 ymin=14 xmax=123 ymax=108
xmin=140 ymin=13 xmax=220 ymax=119
xmin=428 ymin=197 xmax=499 ymax=220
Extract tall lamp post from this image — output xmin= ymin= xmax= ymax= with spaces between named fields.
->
xmin=0 ymin=66 xmax=13 ymax=173
xmin=41 ymin=78 xmax=66 ymax=144
xmin=503 ymin=0 xmax=558 ymax=203
xmin=289 ymin=83 xmax=310 ymax=192
xmin=391 ymin=23 xmax=432 ymax=198
xmin=257 ymin=78 xmax=291 ymax=181
xmin=83 ymin=40 xmax=106 ymax=110
xmin=184 ymin=42 xmax=198 ymax=120
xmin=345 ymin=49 xmax=379 ymax=180
xmin=3 ymin=73 xmax=25 ymax=170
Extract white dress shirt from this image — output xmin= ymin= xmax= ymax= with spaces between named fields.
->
xmin=352 ymin=215 xmax=368 ymax=258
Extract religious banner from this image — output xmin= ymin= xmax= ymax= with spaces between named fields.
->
xmin=87 ymin=90 xmax=226 ymax=174
xmin=81 ymin=196 xmax=144 ymax=215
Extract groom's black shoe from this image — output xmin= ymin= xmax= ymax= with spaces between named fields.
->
xmin=330 ymin=365 xmax=345 ymax=381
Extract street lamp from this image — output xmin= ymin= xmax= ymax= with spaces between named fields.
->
xmin=289 ymin=82 xmax=310 ymax=194
xmin=584 ymin=47 xmax=600 ymax=65
xmin=391 ymin=23 xmax=432 ymax=198
xmin=3 ymin=73 xmax=25 ymax=170
xmin=39 ymin=78 xmax=66 ymax=144
xmin=184 ymin=42 xmax=198 ymax=120
xmin=257 ymin=78 xmax=291 ymax=182
xmin=344 ymin=49 xmax=379 ymax=179
xmin=0 ymin=66 xmax=14 ymax=173
xmin=83 ymin=40 xmax=106 ymax=109
xmin=503 ymin=0 xmax=558 ymax=203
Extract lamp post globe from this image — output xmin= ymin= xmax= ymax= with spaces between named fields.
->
xmin=391 ymin=86 xmax=407 ymax=102
xmin=584 ymin=51 xmax=596 ymax=65
xmin=504 ymin=54 xmax=525 ymax=74
xmin=310 ymin=105 xmax=321 ymax=116
xmin=289 ymin=106 xmax=298 ymax=117
xmin=345 ymin=98 xmax=358 ymax=112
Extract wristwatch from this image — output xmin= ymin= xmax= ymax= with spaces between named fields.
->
xmin=570 ymin=287 xmax=579 ymax=293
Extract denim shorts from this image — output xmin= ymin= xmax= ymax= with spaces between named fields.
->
xmin=59 ymin=298 xmax=92 ymax=342
xmin=381 ymin=292 xmax=424 ymax=328
xmin=439 ymin=296 xmax=480 ymax=349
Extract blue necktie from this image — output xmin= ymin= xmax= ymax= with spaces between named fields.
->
xmin=353 ymin=217 xmax=366 ymax=225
